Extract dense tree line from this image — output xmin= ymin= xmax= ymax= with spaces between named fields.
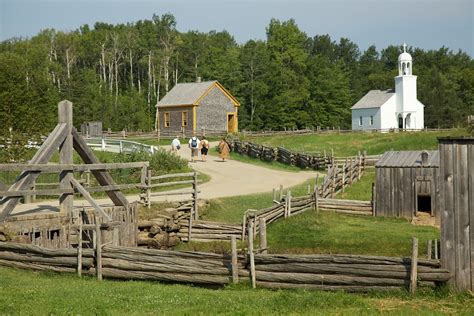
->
xmin=0 ymin=14 xmax=472 ymax=136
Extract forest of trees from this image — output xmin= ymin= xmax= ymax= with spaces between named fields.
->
xmin=0 ymin=14 xmax=472 ymax=136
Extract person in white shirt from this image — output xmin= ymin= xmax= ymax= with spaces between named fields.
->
xmin=171 ymin=136 xmax=181 ymax=153
xmin=188 ymin=136 xmax=200 ymax=162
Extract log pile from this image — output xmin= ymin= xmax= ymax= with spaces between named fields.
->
xmin=277 ymin=147 xmax=294 ymax=165
xmin=178 ymin=220 xmax=243 ymax=241
xmin=252 ymin=253 xmax=451 ymax=292
xmin=137 ymin=202 xmax=193 ymax=249
xmin=0 ymin=242 xmax=248 ymax=286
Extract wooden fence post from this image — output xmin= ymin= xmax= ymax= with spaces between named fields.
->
xmin=371 ymin=182 xmax=376 ymax=217
xmin=95 ymin=215 xmax=103 ymax=281
xmin=410 ymin=237 xmax=418 ymax=293
xmin=146 ymin=170 xmax=152 ymax=209
xmin=272 ymin=188 xmax=276 ymax=202
xmin=342 ymin=163 xmax=346 ymax=193
xmin=315 ymin=186 xmax=319 ymax=215
xmin=77 ymin=210 xmax=83 ymax=277
xmin=279 ymin=185 xmax=283 ymax=201
xmin=231 ymin=236 xmax=239 ymax=284
xmin=193 ymin=171 xmax=198 ymax=220
xmin=248 ymin=221 xmax=256 ymax=289
xmin=58 ymin=100 xmax=74 ymax=217
xmin=427 ymin=240 xmax=432 ymax=259
xmin=188 ymin=209 xmax=193 ymax=242
xmin=259 ymin=218 xmax=267 ymax=254
xmin=434 ymin=239 xmax=438 ymax=259
xmin=287 ymin=190 xmax=292 ymax=217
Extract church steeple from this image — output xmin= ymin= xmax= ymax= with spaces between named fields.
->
xmin=398 ymin=43 xmax=413 ymax=76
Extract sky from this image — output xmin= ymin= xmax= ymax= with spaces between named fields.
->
xmin=0 ymin=0 xmax=473 ymax=56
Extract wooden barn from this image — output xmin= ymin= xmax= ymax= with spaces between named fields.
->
xmin=156 ymin=79 xmax=240 ymax=134
xmin=374 ymin=150 xmax=440 ymax=220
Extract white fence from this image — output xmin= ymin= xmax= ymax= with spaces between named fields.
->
xmin=85 ymin=138 xmax=158 ymax=155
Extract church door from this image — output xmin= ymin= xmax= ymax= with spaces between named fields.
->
xmin=398 ymin=114 xmax=403 ymax=129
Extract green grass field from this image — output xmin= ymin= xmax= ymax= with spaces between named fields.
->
xmin=243 ymin=129 xmax=468 ymax=156
xmin=1 ymin=266 xmax=472 ymax=315
xmin=338 ymin=169 xmax=376 ymax=201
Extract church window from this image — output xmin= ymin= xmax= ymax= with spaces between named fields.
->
xmin=370 ymin=116 xmax=374 ymax=126
xmin=359 ymin=116 xmax=363 ymax=126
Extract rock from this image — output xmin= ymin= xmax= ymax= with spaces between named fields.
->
xmin=149 ymin=224 xmax=162 ymax=235
xmin=0 ymin=234 xmax=6 ymax=242
xmin=167 ymin=235 xmax=180 ymax=247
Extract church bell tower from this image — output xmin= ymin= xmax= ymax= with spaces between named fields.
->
xmin=395 ymin=43 xmax=419 ymax=128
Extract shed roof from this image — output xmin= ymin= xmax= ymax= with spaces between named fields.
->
xmin=351 ymin=89 xmax=395 ymax=110
xmin=156 ymin=80 xmax=240 ymax=108
xmin=375 ymin=150 xmax=439 ymax=168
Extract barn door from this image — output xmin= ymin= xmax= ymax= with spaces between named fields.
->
xmin=227 ymin=113 xmax=237 ymax=133
xmin=415 ymin=175 xmax=433 ymax=216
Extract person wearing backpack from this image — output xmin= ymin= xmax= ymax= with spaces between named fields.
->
xmin=188 ymin=135 xmax=200 ymax=162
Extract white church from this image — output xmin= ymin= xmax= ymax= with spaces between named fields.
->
xmin=351 ymin=44 xmax=425 ymax=131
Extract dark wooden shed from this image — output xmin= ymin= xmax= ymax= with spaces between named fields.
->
xmin=375 ymin=150 xmax=440 ymax=220
xmin=80 ymin=121 xmax=102 ymax=137
xmin=438 ymin=137 xmax=474 ymax=291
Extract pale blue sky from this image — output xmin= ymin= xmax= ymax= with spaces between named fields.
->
xmin=1 ymin=0 xmax=473 ymax=55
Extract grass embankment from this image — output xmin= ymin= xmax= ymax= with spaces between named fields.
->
xmin=0 ymin=266 xmax=472 ymax=315
xmin=244 ymin=129 xmax=468 ymax=156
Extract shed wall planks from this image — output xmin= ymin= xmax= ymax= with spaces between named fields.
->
xmin=439 ymin=138 xmax=473 ymax=291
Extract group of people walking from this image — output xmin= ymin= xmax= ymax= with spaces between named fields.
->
xmin=171 ymin=135 xmax=230 ymax=162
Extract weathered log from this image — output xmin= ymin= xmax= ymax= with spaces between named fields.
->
xmin=98 ymin=267 xmax=231 ymax=285
xmin=0 ymin=250 xmax=94 ymax=268
xmin=253 ymin=254 xmax=441 ymax=267
xmin=101 ymin=258 xmax=230 ymax=275
xmin=0 ymin=258 xmax=81 ymax=274
xmin=255 ymin=271 xmax=409 ymax=286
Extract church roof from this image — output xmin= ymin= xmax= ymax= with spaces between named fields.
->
xmin=351 ymin=89 xmax=395 ymax=110
xmin=156 ymin=81 xmax=240 ymax=107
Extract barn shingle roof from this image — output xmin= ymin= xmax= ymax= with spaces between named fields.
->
xmin=156 ymin=81 xmax=217 ymax=107
xmin=156 ymin=80 xmax=240 ymax=107
xmin=351 ymin=89 xmax=395 ymax=110
xmin=375 ymin=150 xmax=439 ymax=168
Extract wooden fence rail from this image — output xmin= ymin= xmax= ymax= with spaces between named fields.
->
xmin=0 ymin=241 xmax=451 ymax=292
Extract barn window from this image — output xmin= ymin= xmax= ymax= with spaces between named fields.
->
xmin=164 ymin=112 xmax=170 ymax=128
xmin=370 ymin=116 xmax=374 ymax=126
xmin=359 ymin=116 xmax=363 ymax=126
xmin=181 ymin=111 xmax=188 ymax=127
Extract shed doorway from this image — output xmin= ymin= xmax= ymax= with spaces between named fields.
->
xmin=417 ymin=195 xmax=432 ymax=214
xmin=227 ymin=113 xmax=237 ymax=133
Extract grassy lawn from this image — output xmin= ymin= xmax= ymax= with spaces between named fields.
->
xmin=0 ymin=266 xmax=472 ymax=315
xmin=199 ymin=179 xmax=318 ymax=224
xmin=243 ymin=129 xmax=468 ymax=156
xmin=338 ymin=169 xmax=376 ymax=201
xmin=267 ymin=211 xmax=439 ymax=257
